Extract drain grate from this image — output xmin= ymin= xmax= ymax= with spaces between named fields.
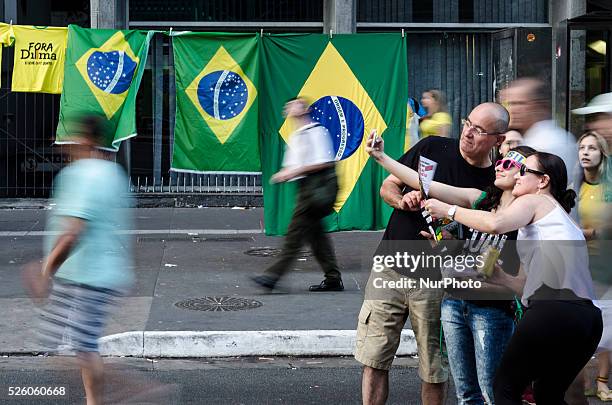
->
xmin=244 ymin=247 xmax=312 ymax=258
xmin=175 ymin=296 xmax=263 ymax=312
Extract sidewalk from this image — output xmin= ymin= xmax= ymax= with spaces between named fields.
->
xmin=0 ymin=207 xmax=416 ymax=357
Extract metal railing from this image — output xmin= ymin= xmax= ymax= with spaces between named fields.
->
xmin=129 ymin=172 xmax=263 ymax=194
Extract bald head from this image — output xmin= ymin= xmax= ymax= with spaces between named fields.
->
xmin=471 ymin=102 xmax=510 ymax=134
xmin=459 ymin=102 xmax=508 ymax=166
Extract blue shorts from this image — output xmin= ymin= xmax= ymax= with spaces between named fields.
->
xmin=38 ymin=278 xmax=123 ymax=353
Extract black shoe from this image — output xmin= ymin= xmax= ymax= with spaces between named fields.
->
xmin=251 ymin=275 xmax=277 ymax=291
xmin=309 ymin=279 xmax=344 ymax=292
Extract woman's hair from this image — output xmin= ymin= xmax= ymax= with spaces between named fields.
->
xmin=424 ymin=89 xmax=448 ymax=113
xmin=577 ymin=131 xmax=609 ymax=183
xmin=534 ymin=152 xmax=576 ymax=213
xmin=476 ymin=146 xmax=537 ymax=212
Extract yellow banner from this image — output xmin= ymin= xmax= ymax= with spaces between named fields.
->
xmin=11 ymin=26 xmax=67 ymax=94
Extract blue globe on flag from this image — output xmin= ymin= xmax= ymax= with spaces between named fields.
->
xmin=197 ymin=70 xmax=249 ymax=120
xmin=87 ymin=50 xmax=137 ymax=94
xmin=310 ymin=96 xmax=365 ymax=161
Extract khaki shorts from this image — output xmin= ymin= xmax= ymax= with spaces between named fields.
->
xmin=354 ymin=267 xmax=448 ymax=383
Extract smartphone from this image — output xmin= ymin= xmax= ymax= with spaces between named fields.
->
xmin=371 ymin=129 xmax=382 ymax=148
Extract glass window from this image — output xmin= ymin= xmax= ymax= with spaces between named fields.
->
xmin=129 ymin=0 xmax=323 ymax=22
xmin=357 ymin=0 xmax=548 ymax=24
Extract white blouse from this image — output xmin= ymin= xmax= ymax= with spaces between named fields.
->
xmin=517 ymin=196 xmax=596 ymax=306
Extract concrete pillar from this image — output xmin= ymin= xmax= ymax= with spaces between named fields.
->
xmin=551 ymin=0 xmax=586 ymax=130
xmin=323 ymin=0 xmax=356 ymax=34
xmin=90 ymin=0 xmax=127 ymax=29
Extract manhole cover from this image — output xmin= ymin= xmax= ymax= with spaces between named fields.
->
xmin=244 ymin=247 xmax=312 ymax=258
xmin=175 ymin=296 xmax=263 ymax=312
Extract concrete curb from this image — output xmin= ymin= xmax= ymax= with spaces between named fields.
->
xmin=99 ymin=330 xmax=417 ymax=358
xmin=0 ymin=196 xmax=263 ymax=209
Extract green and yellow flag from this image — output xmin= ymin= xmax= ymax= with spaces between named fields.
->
xmin=11 ymin=26 xmax=67 ymax=94
xmin=56 ymin=25 xmax=154 ymax=150
xmin=172 ymin=33 xmax=260 ymax=172
xmin=260 ymin=34 xmax=407 ymax=235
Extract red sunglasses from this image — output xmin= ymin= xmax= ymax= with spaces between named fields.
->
xmin=495 ymin=159 xmax=523 ymax=171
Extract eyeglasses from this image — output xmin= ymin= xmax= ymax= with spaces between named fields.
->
xmin=519 ymin=165 xmax=546 ymax=177
xmin=461 ymin=118 xmax=500 ymax=137
xmin=495 ymin=159 xmax=523 ymax=171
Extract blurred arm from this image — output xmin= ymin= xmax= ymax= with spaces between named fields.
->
xmin=43 ymin=217 xmax=86 ymax=278
xmin=288 ymin=162 xmax=334 ymax=178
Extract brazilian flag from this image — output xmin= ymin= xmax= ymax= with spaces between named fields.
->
xmin=171 ymin=33 xmax=259 ymax=172
xmin=260 ymin=34 xmax=407 ymax=235
xmin=56 ymin=25 xmax=154 ymax=150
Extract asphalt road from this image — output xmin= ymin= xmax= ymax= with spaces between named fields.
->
xmin=0 ymin=356 xmax=450 ymax=405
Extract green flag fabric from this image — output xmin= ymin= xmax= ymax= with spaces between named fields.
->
xmin=56 ymin=25 xmax=153 ymax=151
xmin=259 ymin=34 xmax=407 ymax=235
xmin=171 ymin=32 xmax=260 ymax=173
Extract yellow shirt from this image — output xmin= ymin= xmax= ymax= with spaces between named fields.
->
xmin=419 ymin=112 xmax=452 ymax=138
xmin=579 ymin=182 xmax=607 ymax=256
xmin=11 ymin=26 xmax=67 ymax=94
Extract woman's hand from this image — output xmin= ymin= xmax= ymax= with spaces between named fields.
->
xmin=486 ymin=263 xmax=510 ymax=286
xmin=423 ymin=198 xmax=451 ymax=220
xmin=365 ymin=130 xmax=384 ymax=161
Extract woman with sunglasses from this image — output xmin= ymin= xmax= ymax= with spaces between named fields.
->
xmin=418 ymin=150 xmax=603 ymax=404
xmin=366 ymin=132 xmax=534 ymax=404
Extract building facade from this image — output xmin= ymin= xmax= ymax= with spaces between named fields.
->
xmin=0 ymin=0 xmax=608 ymax=198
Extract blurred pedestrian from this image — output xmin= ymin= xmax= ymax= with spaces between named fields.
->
xmin=22 ymin=114 xmax=133 ymax=405
xmin=499 ymin=130 xmax=523 ymax=157
xmin=503 ymin=78 xmax=577 ymax=179
xmin=420 ymin=89 xmax=452 ymax=138
xmin=252 ymin=97 xmax=343 ymax=292
xmin=405 ymin=97 xmax=425 ymax=152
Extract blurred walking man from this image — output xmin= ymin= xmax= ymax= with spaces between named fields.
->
xmin=502 ymin=77 xmax=577 ymax=177
xmin=252 ymin=97 xmax=343 ymax=292
xmin=23 ymin=114 xmax=134 ymax=405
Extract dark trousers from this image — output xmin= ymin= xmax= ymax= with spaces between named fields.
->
xmin=264 ymin=176 xmax=341 ymax=282
xmin=493 ymin=298 xmax=602 ymax=405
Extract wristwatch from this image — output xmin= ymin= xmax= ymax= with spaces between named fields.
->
xmin=447 ymin=205 xmax=457 ymax=220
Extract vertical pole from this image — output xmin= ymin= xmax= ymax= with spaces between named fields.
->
xmin=168 ymin=36 xmax=177 ymax=190
xmin=153 ymin=34 xmax=163 ymax=189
